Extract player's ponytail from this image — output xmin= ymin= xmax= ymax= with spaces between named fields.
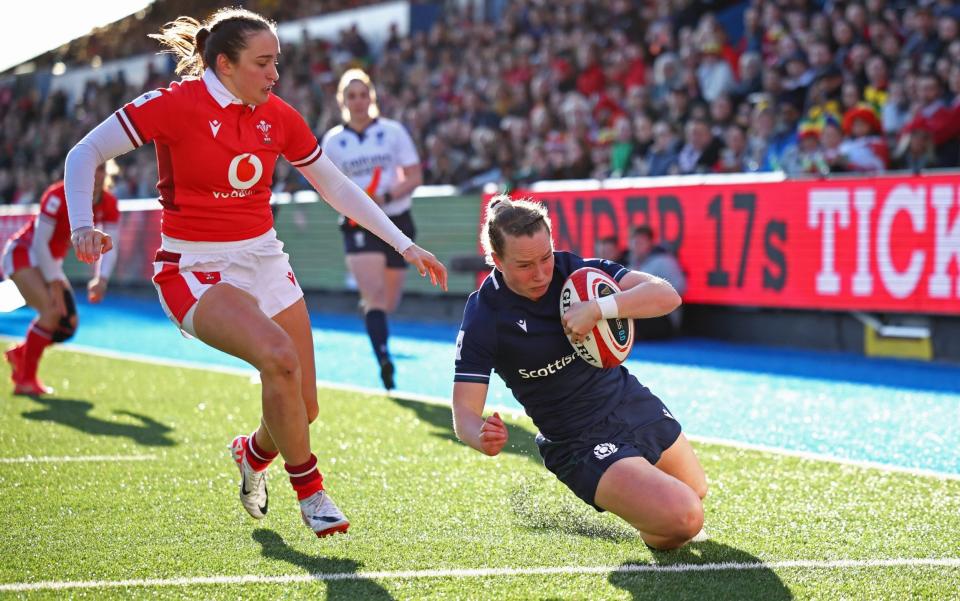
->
xmin=481 ymin=194 xmax=552 ymax=266
xmin=149 ymin=8 xmax=275 ymax=78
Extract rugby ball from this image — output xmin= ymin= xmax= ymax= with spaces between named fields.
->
xmin=560 ymin=267 xmax=634 ymax=369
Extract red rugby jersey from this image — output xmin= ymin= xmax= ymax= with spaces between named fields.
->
xmin=12 ymin=182 xmax=119 ymax=259
xmin=116 ymin=71 xmax=321 ymax=241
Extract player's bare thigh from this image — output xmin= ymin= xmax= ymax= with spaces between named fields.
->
xmin=191 ymin=283 xmax=299 ymax=375
xmin=654 ymin=434 xmax=708 ymax=499
xmin=11 ymin=267 xmax=61 ymax=327
xmin=594 ymin=455 xmax=703 ymax=543
xmin=346 ymin=253 xmax=388 ymax=309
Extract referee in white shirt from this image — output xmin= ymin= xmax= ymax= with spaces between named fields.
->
xmin=321 ymin=69 xmax=423 ymax=390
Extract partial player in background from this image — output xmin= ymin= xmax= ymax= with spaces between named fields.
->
xmin=63 ymin=8 xmax=446 ymax=539
xmin=624 ymin=225 xmax=686 ymax=339
xmin=1 ymin=162 xmax=119 ymax=395
xmin=321 ymin=69 xmax=423 ymax=390
xmin=452 ymin=195 xmax=707 ymax=550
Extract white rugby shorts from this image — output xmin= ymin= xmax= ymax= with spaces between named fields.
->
xmin=151 ymin=229 xmax=303 ymax=337
xmin=0 ymin=238 xmax=41 ymax=278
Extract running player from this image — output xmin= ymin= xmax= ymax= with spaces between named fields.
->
xmin=2 ymin=163 xmax=119 ymax=396
xmin=453 ymin=195 xmax=707 ymax=550
xmin=64 ymin=8 xmax=447 ymax=538
xmin=321 ymin=69 xmax=422 ymax=390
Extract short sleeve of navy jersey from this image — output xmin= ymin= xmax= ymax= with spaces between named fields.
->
xmin=454 ymin=291 xmax=496 ymax=384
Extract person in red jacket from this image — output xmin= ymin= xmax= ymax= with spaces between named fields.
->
xmin=2 ymin=163 xmax=119 ymax=396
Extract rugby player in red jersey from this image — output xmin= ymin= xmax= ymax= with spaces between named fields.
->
xmin=2 ymin=163 xmax=119 ymax=396
xmin=63 ymin=8 xmax=447 ymax=538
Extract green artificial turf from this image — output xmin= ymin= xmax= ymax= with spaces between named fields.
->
xmin=1 ymin=349 xmax=958 ymax=599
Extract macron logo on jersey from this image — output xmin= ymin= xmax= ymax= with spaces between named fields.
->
xmin=209 ymin=120 xmax=222 ymax=138
xmin=517 ymin=319 xmax=527 ymax=332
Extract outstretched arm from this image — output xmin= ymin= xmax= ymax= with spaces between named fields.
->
xmin=297 ymin=154 xmax=447 ymax=290
xmin=65 ymin=115 xmax=133 ymax=262
xmin=452 ymin=381 xmax=508 ymax=456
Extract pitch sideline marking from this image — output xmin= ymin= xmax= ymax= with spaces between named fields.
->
xmin=0 ymin=454 xmax=156 ymax=464
xmin=5 ymin=340 xmax=959 ymax=482
xmin=2 ymin=558 xmax=959 ymax=592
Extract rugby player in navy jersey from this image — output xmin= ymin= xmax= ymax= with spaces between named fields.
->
xmin=453 ymin=195 xmax=707 ymax=550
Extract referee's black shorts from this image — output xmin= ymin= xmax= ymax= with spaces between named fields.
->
xmin=340 ymin=209 xmax=417 ymax=269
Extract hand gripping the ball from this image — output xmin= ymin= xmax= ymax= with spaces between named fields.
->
xmin=561 ymin=299 xmax=603 ymax=344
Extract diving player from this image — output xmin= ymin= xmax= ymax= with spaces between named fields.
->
xmin=453 ymin=194 xmax=707 ymax=550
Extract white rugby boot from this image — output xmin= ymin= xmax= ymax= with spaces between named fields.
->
xmin=230 ymin=435 xmax=268 ymax=519
xmin=299 ymin=489 xmax=350 ymax=537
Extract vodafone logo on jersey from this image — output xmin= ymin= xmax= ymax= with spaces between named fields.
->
xmin=224 ymin=153 xmax=263 ymax=192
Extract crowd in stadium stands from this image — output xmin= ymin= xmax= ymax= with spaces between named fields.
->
xmin=3 ymin=0 xmax=960 ymax=204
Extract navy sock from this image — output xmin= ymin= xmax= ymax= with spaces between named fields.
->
xmin=365 ymin=309 xmax=390 ymax=363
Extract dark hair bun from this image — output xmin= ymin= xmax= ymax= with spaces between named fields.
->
xmin=195 ymin=27 xmax=210 ymax=54
xmin=488 ymin=194 xmax=511 ymax=212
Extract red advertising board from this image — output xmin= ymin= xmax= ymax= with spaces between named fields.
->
xmin=509 ymin=173 xmax=960 ymax=314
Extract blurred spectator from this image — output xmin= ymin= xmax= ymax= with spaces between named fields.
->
xmin=839 ymin=103 xmax=889 ymax=172
xmin=882 ymin=81 xmax=912 ymax=136
xmin=781 ymin=120 xmax=828 ymax=176
xmin=894 ymin=123 xmax=942 ymax=172
xmin=677 ymin=118 xmax=722 ymax=175
xmin=899 ymin=72 xmax=956 ymax=163
xmin=696 ymin=40 xmax=736 ymax=102
xmin=714 ymin=124 xmax=752 ymax=173
xmin=643 ymin=121 xmax=680 ymax=177
xmin=595 ymin=235 xmax=624 ymax=263
xmin=4 ymin=0 xmax=960 ymax=203
xmin=820 ymin=116 xmax=848 ymax=173
xmin=625 ymin=225 xmax=685 ymax=340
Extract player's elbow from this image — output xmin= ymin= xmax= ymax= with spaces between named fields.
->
xmin=656 ymin=284 xmax=682 ymax=316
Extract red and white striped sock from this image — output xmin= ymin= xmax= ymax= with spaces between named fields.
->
xmin=243 ymin=430 xmax=278 ymax=472
xmin=22 ymin=322 xmax=53 ymax=380
xmin=285 ymin=454 xmax=324 ymax=501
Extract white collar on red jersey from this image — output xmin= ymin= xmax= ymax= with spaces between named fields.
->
xmin=202 ymin=68 xmax=244 ymax=108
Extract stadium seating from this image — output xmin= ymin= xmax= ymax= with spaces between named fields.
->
xmin=2 ymin=0 xmax=960 ymax=204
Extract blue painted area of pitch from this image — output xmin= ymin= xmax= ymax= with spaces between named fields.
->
xmin=1 ymin=294 xmax=958 ymax=475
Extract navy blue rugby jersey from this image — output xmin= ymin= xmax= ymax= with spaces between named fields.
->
xmin=454 ymin=251 xmax=635 ymax=440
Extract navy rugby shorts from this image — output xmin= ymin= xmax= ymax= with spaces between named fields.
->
xmin=535 ymin=382 xmax=682 ymax=511
xmin=340 ymin=209 xmax=416 ymax=269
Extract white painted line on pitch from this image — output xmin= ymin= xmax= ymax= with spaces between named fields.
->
xmin=0 ymin=454 xmax=157 ymax=464
xmin=16 ymin=341 xmax=960 ymax=482
xmin=2 ymin=558 xmax=959 ymax=592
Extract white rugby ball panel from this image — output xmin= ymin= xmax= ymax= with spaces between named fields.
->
xmin=559 ymin=267 xmax=634 ymax=369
